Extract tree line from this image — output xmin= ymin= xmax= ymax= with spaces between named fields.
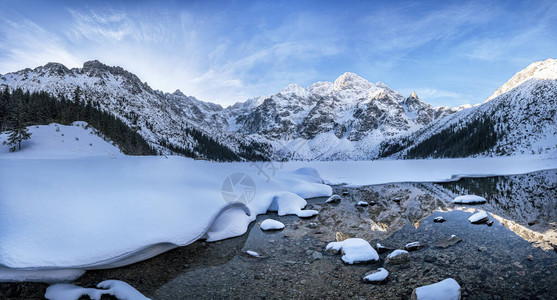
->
xmin=0 ymin=87 xmax=156 ymax=155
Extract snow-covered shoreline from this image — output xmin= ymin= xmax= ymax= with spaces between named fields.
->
xmin=1 ymin=123 xmax=556 ymax=283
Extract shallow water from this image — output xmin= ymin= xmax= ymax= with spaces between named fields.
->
xmin=2 ymin=170 xmax=556 ymax=299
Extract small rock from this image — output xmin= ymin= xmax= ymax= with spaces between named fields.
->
xmin=433 ymin=216 xmax=446 ymax=223
xmin=260 ymin=219 xmax=285 ymax=231
xmin=487 ymin=220 xmax=494 ymax=226
xmin=245 ymin=250 xmax=263 ymax=258
xmin=312 ymin=251 xmax=323 ymax=260
xmin=528 ymin=255 xmax=534 ymax=261
xmin=376 ymin=243 xmax=392 ymax=254
xmin=392 ymin=197 xmax=402 ymax=203
xmin=357 ymin=201 xmax=369 ymax=207
xmin=284 ymin=260 xmax=297 ymax=265
xmin=423 ymin=255 xmax=437 ymax=263
xmin=326 ymin=195 xmax=342 ymax=204
xmin=306 ymin=222 xmax=318 ymax=229
xmin=513 ymin=262 xmax=523 ymax=268
xmin=478 ymin=246 xmax=488 ymax=252
xmin=468 ymin=211 xmax=489 ymax=224
xmin=435 ymin=235 xmax=462 ymax=248
xmin=528 ymin=219 xmax=538 ymax=226
xmin=362 ymin=268 xmax=389 ymax=284
xmin=405 ymin=241 xmax=425 ymax=251
xmin=385 ymin=249 xmax=410 ymax=265
xmin=306 ymin=250 xmax=314 ymax=256
xmin=342 ymin=191 xmax=349 ymax=196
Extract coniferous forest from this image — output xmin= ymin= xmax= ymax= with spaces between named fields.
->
xmin=0 ymin=87 xmax=156 ymax=155
xmin=0 ymin=87 xmax=270 ymax=161
xmin=378 ymin=114 xmax=501 ymax=159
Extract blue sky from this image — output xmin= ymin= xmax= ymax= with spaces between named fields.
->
xmin=0 ymin=0 xmax=555 ymax=107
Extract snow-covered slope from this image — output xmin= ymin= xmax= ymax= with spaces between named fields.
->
xmin=0 ymin=61 xmax=265 ymax=161
xmin=0 ymin=122 xmax=122 ymax=159
xmin=385 ymin=59 xmax=557 ymax=158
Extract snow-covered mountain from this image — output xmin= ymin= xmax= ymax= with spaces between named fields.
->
xmin=1 ymin=58 xmax=556 ymax=160
xmin=220 ymin=73 xmax=458 ymax=160
xmin=383 ymin=58 xmax=557 ymax=158
xmin=0 ymin=60 xmax=268 ymax=161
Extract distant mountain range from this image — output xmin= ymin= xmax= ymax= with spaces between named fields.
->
xmin=1 ymin=58 xmax=556 ymax=160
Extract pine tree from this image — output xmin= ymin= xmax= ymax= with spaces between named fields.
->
xmin=7 ymin=98 xmax=31 ymax=152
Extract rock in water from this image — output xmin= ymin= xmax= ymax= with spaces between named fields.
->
xmin=453 ymin=195 xmax=487 ymax=204
xmin=246 ymin=250 xmax=262 ymax=258
xmin=326 ymin=238 xmax=379 ymax=264
xmin=326 ymin=195 xmax=342 ymax=203
xmin=405 ymin=241 xmax=425 ymax=251
xmin=435 ymin=235 xmax=462 ymax=248
xmin=385 ymin=249 xmax=410 ymax=264
xmin=260 ymin=219 xmax=285 ymax=231
xmin=411 ymin=278 xmax=461 ymax=300
xmin=357 ymin=201 xmax=369 ymax=206
xmin=362 ymin=268 xmax=389 ymax=284
xmin=468 ymin=211 xmax=489 ymax=224
xmin=487 ymin=220 xmax=494 ymax=226
xmin=433 ymin=216 xmax=446 ymax=223
xmin=376 ymin=243 xmax=392 ymax=254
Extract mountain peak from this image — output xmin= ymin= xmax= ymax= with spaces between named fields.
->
xmin=83 ymin=60 xmax=110 ymax=71
xmin=38 ymin=62 xmax=71 ymax=76
xmin=279 ymin=83 xmax=307 ymax=97
xmin=410 ymin=91 xmax=419 ymax=99
xmin=333 ymin=72 xmax=374 ymax=91
xmin=487 ymin=58 xmax=557 ymax=101
xmin=172 ymin=89 xmax=185 ymax=96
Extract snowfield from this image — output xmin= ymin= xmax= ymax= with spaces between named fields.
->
xmin=1 ymin=123 xmax=556 ymax=282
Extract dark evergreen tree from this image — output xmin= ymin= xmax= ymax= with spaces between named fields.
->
xmin=6 ymin=91 xmax=31 ymax=151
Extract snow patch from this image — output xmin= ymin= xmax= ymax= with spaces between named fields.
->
xmin=45 ymin=280 xmax=150 ymax=300
xmin=260 ymin=219 xmax=285 ymax=231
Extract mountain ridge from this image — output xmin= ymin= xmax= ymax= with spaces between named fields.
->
xmin=1 ymin=59 xmax=555 ymax=160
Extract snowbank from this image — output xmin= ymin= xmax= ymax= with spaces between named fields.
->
xmin=282 ymin=155 xmax=557 ymax=186
xmin=0 ymin=154 xmax=331 ymax=281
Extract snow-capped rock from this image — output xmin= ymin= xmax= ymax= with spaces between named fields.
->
xmin=411 ymin=278 xmax=461 ymax=300
xmin=469 ymin=211 xmax=489 ymax=224
xmin=453 ymin=195 xmax=487 ymax=204
xmin=326 ymin=238 xmax=379 ymax=264
xmin=362 ymin=268 xmax=389 ymax=283
xmin=260 ymin=219 xmax=285 ymax=231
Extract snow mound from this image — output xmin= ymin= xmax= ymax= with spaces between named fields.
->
xmin=260 ymin=219 xmax=285 ymax=231
xmin=45 ymin=280 xmax=150 ymax=300
xmin=411 ymin=278 xmax=461 ymax=300
xmin=453 ymin=195 xmax=486 ymax=204
xmin=0 ymin=123 xmax=122 ymax=159
xmin=326 ymin=238 xmax=379 ymax=264
xmin=268 ymin=192 xmax=319 ymax=217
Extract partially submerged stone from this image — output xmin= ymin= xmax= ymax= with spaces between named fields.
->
xmin=385 ymin=249 xmax=410 ymax=265
xmin=405 ymin=241 xmax=425 ymax=251
xmin=469 ymin=211 xmax=489 ymax=224
xmin=326 ymin=195 xmax=342 ymax=204
xmin=435 ymin=235 xmax=462 ymax=248
xmin=362 ymin=268 xmax=389 ymax=284
xmin=453 ymin=195 xmax=486 ymax=204
xmin=326 ymin=238 xmax=379 ymax=264
xmin=433 ymin=216 xmax=446 ymax=223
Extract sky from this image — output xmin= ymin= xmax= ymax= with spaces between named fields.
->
xmin=0 ymin=0 xmax=556 ymax=107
